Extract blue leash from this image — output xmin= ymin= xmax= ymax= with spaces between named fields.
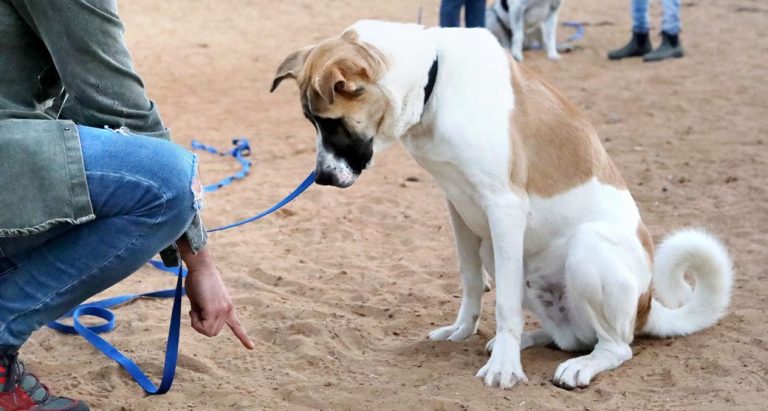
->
xmin=48 ymin=138 xmax=314 ymax=394
xmin=47 ymin=266 xmax=186 ymax=394
xmin=562 ymin=21 xmax=585 ymax=43
xmin=526 ymin=21 xmax=585 ymax=50
xmin=190 ymin=139 xmax=252 ymax=192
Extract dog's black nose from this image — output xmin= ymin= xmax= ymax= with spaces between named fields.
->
xmin=315 ymin=171 xmax=335 ymax=186
xmin=314 ymin=169 xmax=355 ymax=188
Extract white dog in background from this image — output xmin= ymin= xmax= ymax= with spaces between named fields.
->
xmin=271 ymin=20 xmax=734 ymax=389
xmin=487 ymin=0 xmax=564 ymax=61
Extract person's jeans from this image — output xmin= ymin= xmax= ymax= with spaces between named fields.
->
xmin=440 ymin=0 xmax=486 ymax=28
xmin=632 ymin=0 xmax=681 ymax=35
xmin=0 ymin=125 xmax=198 ymax=349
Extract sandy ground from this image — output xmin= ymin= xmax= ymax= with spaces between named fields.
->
xmin=21 ymin=0 xmax=768 ymax=409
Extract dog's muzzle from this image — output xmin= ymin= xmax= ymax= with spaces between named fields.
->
xmin=315 ymin=155 xmax=358 ymax=188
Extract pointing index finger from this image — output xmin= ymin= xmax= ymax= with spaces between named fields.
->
xmin=226 ymin=311 xmax=255 ymax=350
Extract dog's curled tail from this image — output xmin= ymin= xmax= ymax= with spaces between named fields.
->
xmin=642 ymin=228 xmax=734 ymax=337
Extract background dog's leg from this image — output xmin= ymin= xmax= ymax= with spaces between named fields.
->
xmin=508 ymin=3 xmax=526 ymax=61
xmin=523 ymin=27 xmax=543 ymax=50
xmin=428 ymin=201 xmax=484 ymax=342
xmin=552 ymin=223 xmax=643 ymax=389
xmin=541 ymin=10 xmax=561 ymax=61
xmin=476 ymin=193 xmax=528 ymax=388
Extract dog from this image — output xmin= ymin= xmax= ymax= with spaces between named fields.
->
xmin=486 ymin=0 xmax=563 ymax=61
xmin=270 ymin=20 xmax=734 ymax=389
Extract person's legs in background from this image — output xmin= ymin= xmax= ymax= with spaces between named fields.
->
xmin=0 ymin=126 xmax=199 ymax=411
xmin=464 ymin=0 xmax=486 ymax=28
xmin=440 ymin=0 xmax=463 ymax=27
xmin=632 ymin=0 xmax=651 ymax=34
xmin=661 ymin=0 xmax=680 ymax=34
xmin=644 ymin=0 xmax=684 ymax=61
xmin=608 ymin=0 xmax=654 ymax=60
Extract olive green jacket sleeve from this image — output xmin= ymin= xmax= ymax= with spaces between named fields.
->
xmin=0 ymin=0 xmax=207 ymax=258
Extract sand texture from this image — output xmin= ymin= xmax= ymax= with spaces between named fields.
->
xmin=21 ymin=0 xmax=768 ymax=409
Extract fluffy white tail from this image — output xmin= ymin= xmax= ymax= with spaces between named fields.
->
xmin=642 ymin=229 xmax=734 ymax=337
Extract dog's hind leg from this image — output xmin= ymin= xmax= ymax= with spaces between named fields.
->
xmin=552 ymin=223 xmax=649 ymax=389
xmin=428 ymin=201 xmax=484 ymax=341
xmin=508 ymin=2 xmax=527 ymax=61
xmin=541 ymin=8 xmax=561 ymax=61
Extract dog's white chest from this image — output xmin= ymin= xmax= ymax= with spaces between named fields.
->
xmin=409 ymin=153 xmax=492 ymax=239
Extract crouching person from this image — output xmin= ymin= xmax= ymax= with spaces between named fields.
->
xmin=0 ymin=1 xmax=253 ymax=410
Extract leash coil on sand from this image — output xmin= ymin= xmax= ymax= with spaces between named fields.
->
xmin=48 ymin=138 xmax=314 ymax=394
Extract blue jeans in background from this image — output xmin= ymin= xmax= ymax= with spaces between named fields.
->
xmin=0 ymin=125 xmax=198 ymax=349
xmin=440 ymin=0 xmax=486 ymax=28
xmin=633 ymin=0 xmax=681 ymax=35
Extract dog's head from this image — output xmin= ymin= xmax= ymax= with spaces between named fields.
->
xmin=271 ymin=30 xmax=390 ymax=188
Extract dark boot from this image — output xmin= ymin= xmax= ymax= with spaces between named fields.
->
xmin=608 ymin=31 xmax=652 ymax=60
xmin=1 ymin=349 xmax=90 ymax=411
xmin=644 ymin=31 xmax=684 ymax=62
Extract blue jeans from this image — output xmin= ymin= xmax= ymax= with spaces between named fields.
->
xmin=0 ymin=125 xmax=198 ymax=349
xmin=440 ymin=0 xmax=486 ymax=28
xmin=633 ymin=0 xmax=681 ymax=35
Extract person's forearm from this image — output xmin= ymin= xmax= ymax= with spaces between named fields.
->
xmin=177 ymin=237 xmax=216 ymax=272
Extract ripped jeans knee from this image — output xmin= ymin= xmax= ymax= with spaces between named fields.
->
xmin=78 ymin=125 xmax=204 ymax=241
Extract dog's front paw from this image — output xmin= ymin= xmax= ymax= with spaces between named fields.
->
xmin=553 ymin=357 xmax=596 ymax=389
xmin=512 ymin=51 xmax=524 ymax=62
xmin=428 ymin=320 xmax=477 ymax=341
xmin=476 ymin=333 xmax=527 ymax=389
xmin=547 ymin=52 xmax=561 ymax=61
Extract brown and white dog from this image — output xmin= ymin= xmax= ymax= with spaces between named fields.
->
xmin=271 ymin=21 xmax=733 ymax=389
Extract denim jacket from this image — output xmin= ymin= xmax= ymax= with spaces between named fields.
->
xmin=0 ymin=0 xmax=206 ymax=259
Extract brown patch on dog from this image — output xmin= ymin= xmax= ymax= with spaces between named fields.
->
xmin=637 ymin=221 xmax=654 ymax=268
xmin=507 ymin=56 xmax=626 ymax=197
xmin=634 ymin=222 xmax=654 ymax=333
xmin=635 ymin=287 xmax=653 ymax=333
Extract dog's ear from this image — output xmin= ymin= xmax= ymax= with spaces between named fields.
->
xmin=314 ymin=63 xmax=358 ymax=105
xmin=271 ymin=46 xmax=313 ymax=92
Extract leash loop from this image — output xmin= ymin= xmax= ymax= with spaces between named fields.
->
xmin=190 ymin=138 xmax=252 ymax=192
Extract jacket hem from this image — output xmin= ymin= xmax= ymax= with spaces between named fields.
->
xmin=65 ymin=122 xmax=95 ymax=221
xmin=0 ymin=214 xmax=96 ymax=238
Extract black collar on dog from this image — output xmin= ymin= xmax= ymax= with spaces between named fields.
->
xmin=423 ymin=57 xmax=438 ymax=107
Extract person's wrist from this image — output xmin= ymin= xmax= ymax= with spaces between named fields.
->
xmin=186 ymin=263 xmax=219 ymax=278
xmin=177 ymin=239 xmax=218 ymax=273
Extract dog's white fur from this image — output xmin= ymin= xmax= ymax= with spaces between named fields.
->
xmin=486 ymin=0 xmax=563 ymax=61
xmin=276 ymin=21 xmax=734 ymax=389
xmin=352 ymin=21 xmax=733 ymax=388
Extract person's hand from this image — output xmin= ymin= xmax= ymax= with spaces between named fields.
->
xmin=176 ymin=239 xmax=254 ymax=349
xmin=184 ymin=266 xmax=254 ymax=349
